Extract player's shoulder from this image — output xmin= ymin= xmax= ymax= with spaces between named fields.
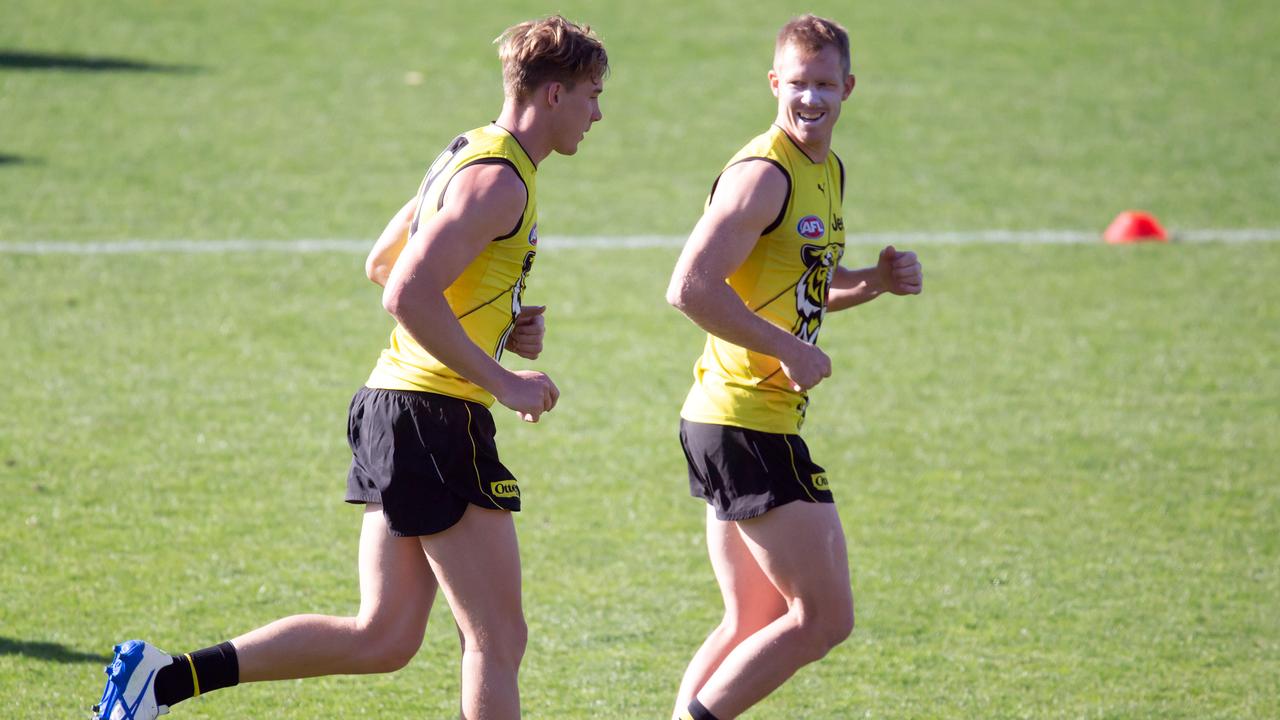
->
xmin=460 ymin=123 xmax=506 ymax=148
xmin=718 ymin=157 xmax=789 ymax=195
xmin=449 ymin=161 xmax=526 ymax=207
xmin=720 ymin=127 xmax=779 ymax=167
xmin=720 ymin=126 xmax=794 ymax=185
xmin=705 ymin=159 xmax=789 ymax=236
xmin=462 ymin=124 xmax=535 ymax=168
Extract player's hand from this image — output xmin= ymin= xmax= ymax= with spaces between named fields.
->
xmin=504 ymin=305 xmax=546 ymax=360
xmin=876 ymin=245 xmax=923 ymax=295
xmin=779 ymin=340 xmax=831 ymax=392
xmin=496 ymin=369 xmax=559 ymax=423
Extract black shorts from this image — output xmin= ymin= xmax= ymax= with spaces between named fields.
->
xmin=345 ymin=387 xmax=520 ymax=536
xmin=679 ymin=419 xmax=833 ymax=521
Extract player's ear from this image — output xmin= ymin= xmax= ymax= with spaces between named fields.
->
xmin=545 ymin=81 xmax=562 ymax=107
xmin=843 ymin=73 xmax=856 ymax=99
xmin=768 ymin=69 xmax=780 ymax=98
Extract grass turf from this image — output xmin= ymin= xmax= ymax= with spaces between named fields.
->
xmin=2 ymin=244 xmax=1278 ymax=717
xmin=2 ymin=0 xmax=1278 ymax=241
xmin=2 ymin=0 xmax=1279 ymax=717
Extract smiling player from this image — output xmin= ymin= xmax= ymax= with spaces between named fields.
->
xmin=666 ymin=15 xmax=923 ymax=720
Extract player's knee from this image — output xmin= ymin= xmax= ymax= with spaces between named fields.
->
xmin=829 ymin=601 xmax=856 ymax=646
xmin=503 ymin=616 xmax=529 ymax=664
xmin=792 ymin=599 xmax=854 ymax=660
xmin=369 ymin=643 xmax=418 ymax=673
xmin=720 ymin=606 xmax=786 ymax=642
xmin=366 ymin=636 xmax=421 ymax=673
xmin=355 ymin=620 xmax=424 ymax=673
xmin=462 ymin=616 xmax=527 ymax=668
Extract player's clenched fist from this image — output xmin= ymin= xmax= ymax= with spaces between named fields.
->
xmin=497 ymin=369 xmax=560 ymax=422
xmin=504 ymin=305 xmax=547 ymax=359
xmin=877 ymin=245 xmax=923 ymax=296
xmin=779 ymin=340 xmax=832 ymax=392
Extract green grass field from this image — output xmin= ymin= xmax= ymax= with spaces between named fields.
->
xmin=3 ymin=1 xmax=1279 ymax=718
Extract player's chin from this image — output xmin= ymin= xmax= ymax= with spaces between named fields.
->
xmin=796 ymin=120 xmax=834 ymax=141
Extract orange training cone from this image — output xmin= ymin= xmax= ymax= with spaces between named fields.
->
xmin=1103 ymin=211 xmax=1168 ymax=244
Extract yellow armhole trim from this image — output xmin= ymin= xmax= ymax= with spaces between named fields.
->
xmin=185 ymin=653 xmax=200 ymax=697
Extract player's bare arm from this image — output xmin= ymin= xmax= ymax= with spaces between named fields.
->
xmin=365 ymin=196 xmax=418 ymax=287
xmin=382 ymin=162 xmax=558 ymax=421
xmin=826 ymin=245 xmax=923 ymax=312
xmin=667 ymin=160 xmax=831 ymax=391
xmin=368 ymin=193 xmax=548 ymax=360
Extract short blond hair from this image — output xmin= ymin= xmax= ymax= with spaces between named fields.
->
xmin=776 ymin=14 xmax=851 ymax=74
xmin=497 ymin=16 xmax=609 ymax=101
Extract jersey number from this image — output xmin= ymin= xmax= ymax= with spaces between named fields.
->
xmin=409 ymin=135 xmax=470 ymax=236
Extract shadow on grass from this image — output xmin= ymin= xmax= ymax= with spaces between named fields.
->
xmin=0 ymin=153 xmax=38 ymax=166
xmin=0 ymin=50 xmax=201 ymax=74
xmin=0 ymin=636 xmax=107 ymax=665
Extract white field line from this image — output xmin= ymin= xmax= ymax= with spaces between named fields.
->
xmin=2 ymin=229 xmax=1280 ymax=254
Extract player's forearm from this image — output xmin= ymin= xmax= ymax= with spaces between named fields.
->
xmin=826 ymin=265 xmax=885 ymax=312
xmin=382 ymin=287 xmax=514 ymax=397
xmin=365 ymin=200 xmax=416 ymax=287
xmin=669 ymin=277 xmax=803 ymax=360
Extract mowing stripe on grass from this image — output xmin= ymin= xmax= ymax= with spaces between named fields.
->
xmin=2 ymin=229 xmax=1279 ymax=254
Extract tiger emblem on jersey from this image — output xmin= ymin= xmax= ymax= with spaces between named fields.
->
xmin=495 ymin=250 xmax=537 ymax=360
xmin=791 ymin=241 xmax=843 ymax=344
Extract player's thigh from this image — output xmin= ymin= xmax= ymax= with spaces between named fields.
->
xmin=358 ymin=504 xmax=439 ymax=628
xmin=706 ymin=506 xmax=787 ymax=623
xmin=735 ymin=501 xmax=852 ymax=611
xmin=418 ymin=504 xmax=523 ymax=639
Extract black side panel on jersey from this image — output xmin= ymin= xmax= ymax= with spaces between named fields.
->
xmin=411 ymin=135 xmax=470 ymax=237
xmin=435 ymin=158 xmax=528 ymax=241
xmin=835 ymin=153 xmax=846 ymax=202
xmin=708 ymin=157 xmax=793 ymax=237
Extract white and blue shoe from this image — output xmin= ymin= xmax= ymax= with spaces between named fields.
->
xmin=93 ymin=640 xmax=173 ymax=720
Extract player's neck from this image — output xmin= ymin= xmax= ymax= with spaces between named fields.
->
xmin=774 ymin=120 xmax=832 ymax=164
xmin=495 ymin=102 xmax=551 ymax=165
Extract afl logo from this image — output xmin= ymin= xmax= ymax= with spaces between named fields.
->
xmin=528 ymin=223 xmax=538 ymax=246
xmin=797 ymin=215 xmax=825 ymax=239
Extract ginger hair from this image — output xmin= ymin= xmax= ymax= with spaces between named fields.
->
xmin=775 ymin=14 xmax=851 ymax=74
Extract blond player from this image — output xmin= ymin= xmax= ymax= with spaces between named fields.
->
xmin=667 ymin=15 xmax=922 ymax=720
xmin=93 ymin=16 xmax=606 ymax=720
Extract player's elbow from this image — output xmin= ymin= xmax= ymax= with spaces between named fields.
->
xmin=381 ymin=281 xmax=406 ymax=318
xmin=668 ymin=276 xmax=715 ymax=321
xmin=665 ymin=284 xmax=684 ymax=311
xmin=365 ymin=258 xmax=385 ymax=286
xmin=666 ymin=275 xmax=692 ymax=312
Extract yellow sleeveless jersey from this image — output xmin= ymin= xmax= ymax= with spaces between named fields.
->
xmin=680 ymin=125 xmax=846 ymax=434
xmin=366 ymin=124 xmax=539 ymax=406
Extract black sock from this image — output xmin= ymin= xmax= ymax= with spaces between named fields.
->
xmin=153 ymin=642 xmax=239 ymax=707
xmin=687 ymin=698 xmax=722 ymax=720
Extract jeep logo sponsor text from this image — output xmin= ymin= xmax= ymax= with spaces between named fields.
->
xmin=491 ymin=480 xmax=521 ymax=498
xmin=797 ymin=215 xmax=825 ymax=239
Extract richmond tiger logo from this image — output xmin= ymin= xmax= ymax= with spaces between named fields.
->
xmin=791 ymin=242 xmax=843 ymax=344
xmin=495 ymin=249 xmax=537 ymax=359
